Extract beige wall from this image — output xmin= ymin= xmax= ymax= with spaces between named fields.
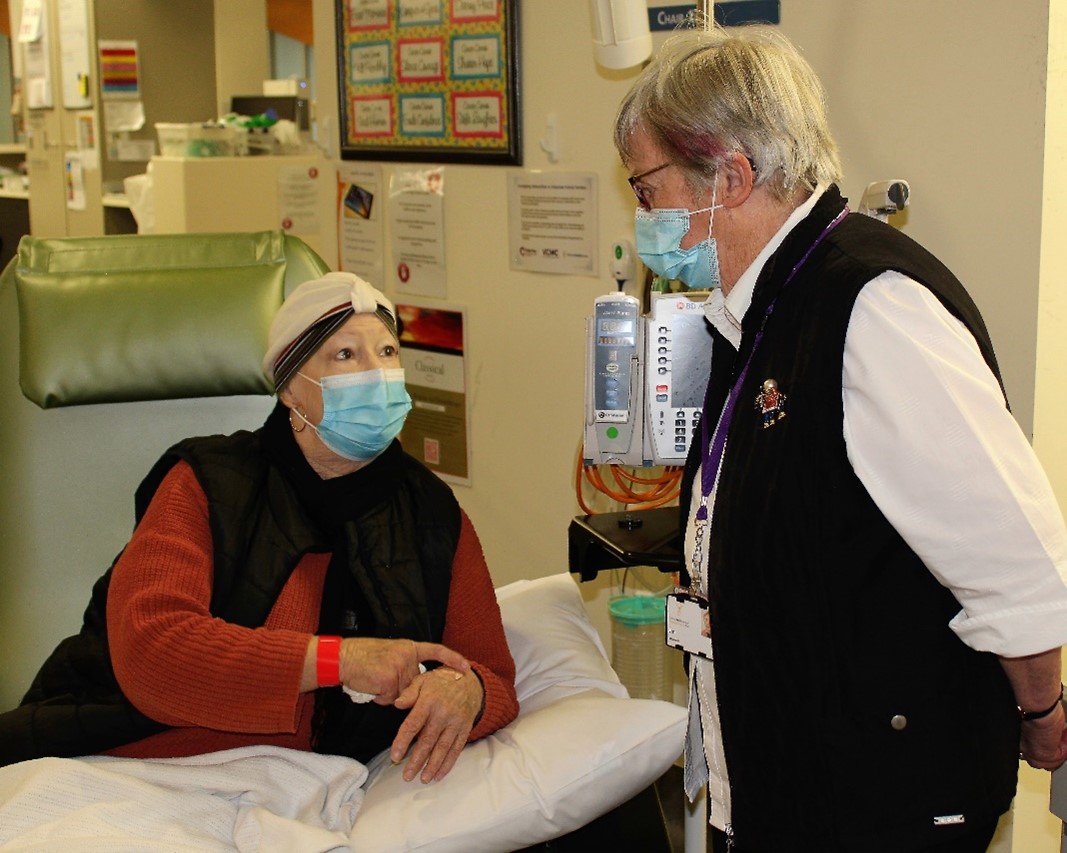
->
xmin=781 ymin=1 xmax=1048 ymax=439
xmin=213 ymin=0 xmax=269 ymax=118
xmin=1035 ymin=0 xmax=1067 ymax=849
xmin=1037 ymin=4 xmax=1067 ymax=513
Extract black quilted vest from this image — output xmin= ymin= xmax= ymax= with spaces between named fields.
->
xmin=1 ymin=428 xmax=458 ymax=766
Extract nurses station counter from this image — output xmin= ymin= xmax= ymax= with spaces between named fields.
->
xmin=149 ymin=154 xmax=333 ymax=261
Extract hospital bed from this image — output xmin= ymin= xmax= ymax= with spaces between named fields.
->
xmin=0 ymin=232 xmax=685 ymax=851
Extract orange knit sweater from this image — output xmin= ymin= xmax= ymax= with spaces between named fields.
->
xmin=103 ymin=461 xmax=518 ymax=759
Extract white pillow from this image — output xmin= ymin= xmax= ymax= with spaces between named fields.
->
xmin=349 ymin=574 xmax=687 ymax=853
xmin=496 ymin=573 xmax=629 ymax=710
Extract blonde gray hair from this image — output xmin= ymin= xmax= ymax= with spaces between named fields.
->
xmin=614 ymin=26 xmax=842 ymax=201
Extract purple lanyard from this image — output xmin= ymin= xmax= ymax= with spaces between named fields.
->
xmin=695 ymin=206 xmax=849 ymax=521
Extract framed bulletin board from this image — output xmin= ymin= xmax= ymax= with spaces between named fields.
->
xmin=336 ymin=0 xmax=522 ymax=165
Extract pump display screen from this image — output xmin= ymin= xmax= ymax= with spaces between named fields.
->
xmin=597 ymin=318 xmax=635 ymax=346
xmin=670 ymin=312 xmax=713 ymax=408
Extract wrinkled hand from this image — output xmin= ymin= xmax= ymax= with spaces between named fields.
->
xmin=1019 ymin=704 xmax=1067 ymax=771
xmin=389 ymin=666 xmax=484 ymax=783
xmin=338 ymin=638 xmax=469 ymax=705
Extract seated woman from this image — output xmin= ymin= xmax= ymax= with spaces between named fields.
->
xmin=0 ymin=272 xmax=519 ymax=784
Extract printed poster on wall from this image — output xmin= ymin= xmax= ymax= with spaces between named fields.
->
xmin=277 ymin=163 xmax=323 ymax=239
xmin=337 ymin=163 xmax=385 ymax=286
xmin=397 ymin=302 xmax=470 ymax=485
xmin=388 ymin=167 xmax=447 ymax=298
xmin=97 ymin=40 xmax=140 ymax=99
xmin=64 ymin=151 xmax=86 ymax=210
xmin=507 ymin=171 xmax=598 ymax=276
xmin=336 ymin=0 xmax=521 ymax=165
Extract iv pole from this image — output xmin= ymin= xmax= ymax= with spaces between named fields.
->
xmin=683 ymin=10 xmax=711 ymax=853
xmin=696 ymin=0 xmax=713 ymax=27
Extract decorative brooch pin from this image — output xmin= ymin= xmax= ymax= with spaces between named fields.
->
xmin=755 ymin=378 xmax=787 ymax=429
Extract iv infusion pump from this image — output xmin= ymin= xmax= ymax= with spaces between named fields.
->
xmin=584 ymin=291 xmax=713 ymax=467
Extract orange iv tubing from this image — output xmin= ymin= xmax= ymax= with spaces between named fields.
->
xmin=574 ymin=451 xmax=683 ymax=515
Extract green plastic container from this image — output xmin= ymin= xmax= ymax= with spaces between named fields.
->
xmin=608 ymin=595 xmax=670 ymax=700
xmin=609 ymin=594 xmax=667 ymax=626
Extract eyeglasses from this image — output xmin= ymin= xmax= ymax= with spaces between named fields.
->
xmin=628 ymin=156 xmax=759 ymax=210
xmin=628 ymin=162 xmax=672 ymax=210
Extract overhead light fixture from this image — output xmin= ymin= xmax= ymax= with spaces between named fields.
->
xmin=588 ymin=0 xmax=653 ymax=70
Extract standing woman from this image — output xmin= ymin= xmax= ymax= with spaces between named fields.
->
xmin=0 ymin=272 xmax=518 ymax=786
xmin=615 ymin=24 xmax=1067 ymax=853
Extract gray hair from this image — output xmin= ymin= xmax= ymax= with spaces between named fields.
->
xmin=614 ymin=25 xmax=842 ymax=201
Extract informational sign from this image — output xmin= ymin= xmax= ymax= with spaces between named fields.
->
xmin=75 ymin=111 xmax=99 ymax=169
xmin=17 ymin=0 xmax=44 ymax=43
xmin=397 ymin=302 xmax=470 ymax=485
xmin=64 ymin=152 xmax=86 ymax=210
xmin=98 ymin=40 xmax=140 ymax=99
xmin=388 ymin=167 xmax=447 ymax=298
xmin=278 ymin=163 xmax=323 ymax=238
xmin=507 ymin=171 xmax=598 ymax=276
xmin=647 ymin=1 xmax=780 ymax=31
xmin=102 ymin=100 xmax=145 ymax=133
xmin=338 ymin=163 xmax=385 ymax=285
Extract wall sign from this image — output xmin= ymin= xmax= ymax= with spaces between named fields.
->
xmin=337 ymin=0 xmax=522 ymax=165
xmin=648 ymin=1 xmax=780 ymax=30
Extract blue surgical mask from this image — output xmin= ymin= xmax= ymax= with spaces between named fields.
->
xmin=635 ymin=195 xmax=722 ymax=289
xmin=296 ymin=367 xmax=412 ymax=461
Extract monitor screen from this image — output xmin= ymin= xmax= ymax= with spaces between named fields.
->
xmin=670 ymin=310 xmax=713 ymax=408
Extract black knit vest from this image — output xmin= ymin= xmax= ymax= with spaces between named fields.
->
xmin=681 ymin=187 xmax=1019 ymax=850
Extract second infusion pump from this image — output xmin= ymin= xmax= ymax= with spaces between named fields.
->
xmin=584 ymin=291 xmax=713 ymax=467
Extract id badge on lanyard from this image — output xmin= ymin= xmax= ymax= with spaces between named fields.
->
xmin=666 ymin=591 xmax=714 ymax=660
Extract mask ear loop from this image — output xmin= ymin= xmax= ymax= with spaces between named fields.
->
xmin=706 ymin=179 xmax=719 ymax=242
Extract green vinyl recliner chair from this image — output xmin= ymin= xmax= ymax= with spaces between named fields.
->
xmin=0 ymin=230 xmax=330 ymax=708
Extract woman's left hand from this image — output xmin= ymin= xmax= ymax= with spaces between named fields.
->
xmin=388 ymin=666 xmax=484 ymax=783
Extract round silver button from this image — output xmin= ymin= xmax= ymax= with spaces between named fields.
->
xmin=890 ymin=714 xmax=908 ymax=731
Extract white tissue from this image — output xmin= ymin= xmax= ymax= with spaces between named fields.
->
xmin=343 ymin=664 xmax=426 ymax=703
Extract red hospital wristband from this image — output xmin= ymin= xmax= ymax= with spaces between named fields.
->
xmin=316 ymin=635 xmax=342 ymax=687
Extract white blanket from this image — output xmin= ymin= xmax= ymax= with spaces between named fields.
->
xmin=0 ymin=576 xmax=687 ymax=852
xmin=0 ymin=745 xmax=366 ymax=853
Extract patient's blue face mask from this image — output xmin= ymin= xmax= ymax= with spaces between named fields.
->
xmin=634 ymin=184 xmax=722 ymax=289
xmin=296 ymin=367 xmax=412 ymax=461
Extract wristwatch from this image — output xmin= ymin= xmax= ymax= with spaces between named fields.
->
xmin=1018 ymin=683 xmax=1065 ymax=721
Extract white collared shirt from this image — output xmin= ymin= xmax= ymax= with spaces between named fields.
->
xmin=685 ymin=185 xmax=1067 ymax=829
